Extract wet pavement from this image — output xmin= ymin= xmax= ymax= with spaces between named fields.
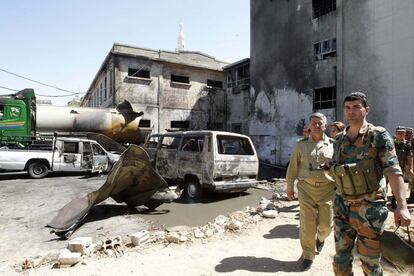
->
xmin=0 ymin=172 xmax=275 ymax=265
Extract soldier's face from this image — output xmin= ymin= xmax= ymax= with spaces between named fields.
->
xmin=309 ymin=117 xmax=326 ymax=135
xmin=406 ymin=131 xmax=413 ymax=140
xmin=395 ymin=131 xmax=405 ymax=140
xmin=330 ymin=126 xmax=340 ymax=138
xmin=344 ymin=100 xmax=369 ymax=124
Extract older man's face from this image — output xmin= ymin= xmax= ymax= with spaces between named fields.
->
xmin=309 ymin=117 xmax=326 ymax=136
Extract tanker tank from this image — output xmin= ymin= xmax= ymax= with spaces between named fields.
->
xmin=36 ymin=101 xmax=150 ymax=144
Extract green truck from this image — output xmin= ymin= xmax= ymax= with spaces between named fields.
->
xmin=0 ymin=88 xmax=149 ymax=149
xmin=0 ymin=89 xmax=36 ymax=147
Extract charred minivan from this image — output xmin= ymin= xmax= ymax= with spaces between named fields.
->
xmin=143 ymin=131 xmax=264 ymax=199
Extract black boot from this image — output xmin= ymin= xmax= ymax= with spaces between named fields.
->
xmin=300 ymin=259 xmax=313 ymax=271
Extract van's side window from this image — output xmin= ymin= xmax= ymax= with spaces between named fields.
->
xmin=161 ymin=136 xmax=181 ymax=149
xmin=64 ymin=142 xmax=79 ymax=154
xmin=217 ymin=135 xmax=254 ymax=155
xmin=181 ymin=136 xmax=204 ymax=152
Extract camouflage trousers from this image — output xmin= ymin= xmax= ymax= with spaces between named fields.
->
xmin=332 ymin=194 xmax=388 ymax=276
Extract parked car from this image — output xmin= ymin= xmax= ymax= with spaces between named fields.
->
xmin=143 ymin=131 xmax=265 ymax=199
xmin=0 ymin=137 xmax=120 ymax=178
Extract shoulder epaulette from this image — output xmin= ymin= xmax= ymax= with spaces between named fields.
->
xmin=370 ymin=125 xmax=387 ymax=133
xmin=297 ymin=137 xmax=309 ymax=143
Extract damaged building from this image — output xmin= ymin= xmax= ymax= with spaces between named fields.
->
xmin=81 ymin=43 xmax=228 ymax=133
xmin=250 ymin=0 xmax=414 ymax=165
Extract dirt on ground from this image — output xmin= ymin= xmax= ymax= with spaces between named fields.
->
xmin=6 ymin=187 xmax=413 ymax=276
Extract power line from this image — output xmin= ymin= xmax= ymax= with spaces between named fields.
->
xmin=0 ymin=85 xmax=18 ymax=92
xmin=0 ymin=84 xmax=81 ymax=98
xmin=0 ymin=67 xmax=80 ymax=95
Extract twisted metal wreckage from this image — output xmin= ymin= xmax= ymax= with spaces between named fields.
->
xmin=47 ymin=145 xmax=179 ymax=238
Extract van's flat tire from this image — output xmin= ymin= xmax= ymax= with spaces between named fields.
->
xmin=184 ymin=179 xmax=202 ymax=199
xmin=27 ymin=162 xmax=49 ymax=179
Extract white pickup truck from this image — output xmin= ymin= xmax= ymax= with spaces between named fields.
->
xmin=0 ymin=137 xmax=120 ymax=178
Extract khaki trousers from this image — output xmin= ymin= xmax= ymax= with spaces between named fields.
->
xmin=298 ymin=180 xmax=335 ymax=260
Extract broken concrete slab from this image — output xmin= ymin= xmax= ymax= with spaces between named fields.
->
xmin=165 ymin=232 xmax=181 ymax=244
xmin=58 ymin=249 xmax=81 ymax=266
xmin=262 ymin=210 xmax=278 ymax=218
xmin=68 ymin=237 xmax=93 ymax=255
xmin=131 ymin=230 xmax=150 ymax=246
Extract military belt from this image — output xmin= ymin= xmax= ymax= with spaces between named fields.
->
xmin=302 ymin=179 xmax=332 ymax=187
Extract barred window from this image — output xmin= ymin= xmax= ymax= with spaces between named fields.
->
xmin=313 ymin=87 xmax=336 ymax=110
xmin=312 ymin=0 xmax=336 ymax=18
xmin=128 ymin=68 xmax=150 ymax=79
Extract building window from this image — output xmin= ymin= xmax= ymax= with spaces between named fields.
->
xmin=227 ymin=63 xmax=249 ymax=88
xmin=313 ymin=87 xmax=336 ymax=110
xmin=171 ymin=74 xmax=189 ymax=84
xmin=139 ymin=119 xmax=151 ymax=128
xmin=207 ymin=79 xmax=223 ymax=89
xmin=312 ymin=0 xmax=336 ymax=18
xmin=314 ymin=38 xmax=336 ymax=60
xmin=109 ymin=70 xmax=113 ymax=96
xmin=104 ymin=76 xmax=107 ymax=100
xmin=128 ymin=68 xmax=150 ymax=79
xmin=171 ymin=120 xmax=189 ymax=129
xmin=101 ymin=82 xmax=105 ymax=101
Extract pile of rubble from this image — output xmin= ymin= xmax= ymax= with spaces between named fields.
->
xmin=19 ymin=194 xmax=286 ymax=271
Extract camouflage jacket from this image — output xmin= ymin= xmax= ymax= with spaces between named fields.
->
xmin=394 ymin=139 xmax=412 ymax=169
xmin=333 ymin=122 xmax=402 ymax=199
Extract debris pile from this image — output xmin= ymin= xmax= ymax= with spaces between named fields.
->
xmin=21 ymin=194 xmax=288 ymax=271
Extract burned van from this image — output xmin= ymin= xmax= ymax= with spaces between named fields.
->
xmin=143 ymin=131 xmax=264 ymax=199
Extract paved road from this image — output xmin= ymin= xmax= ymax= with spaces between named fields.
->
xmin=0 ymin=172 xmax=274 ymax=266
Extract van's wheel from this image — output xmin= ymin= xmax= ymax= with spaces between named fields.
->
xmin=184 ymin=179 xmax=202 ymax=199
xmin=27 ymin=162 xmax=49 ymax=179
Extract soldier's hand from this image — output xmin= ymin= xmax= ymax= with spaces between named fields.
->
xmin=394 ymin=205 xmax=411 ymax=227
xmin=322 ymin=160 xmax=332 ymax=170
xmin=287 ymin=191 xmax=295 ymax=201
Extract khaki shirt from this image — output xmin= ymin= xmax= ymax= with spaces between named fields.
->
xmin=286 ymin=134 xmax=334 ymax=192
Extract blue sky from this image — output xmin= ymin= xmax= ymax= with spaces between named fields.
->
xmin=0 ymin=0 xmax=250 ymax=105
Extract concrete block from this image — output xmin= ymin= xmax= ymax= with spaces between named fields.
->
xmin=131 ymin=230 xmax=150 ymax=246
xmin=262 ymin=210 xmax=278 ymax=218
xmin=68 ymin=237 xmax=93 ymax=255
xmin=58 ymin=249 xmax=81 ymax=266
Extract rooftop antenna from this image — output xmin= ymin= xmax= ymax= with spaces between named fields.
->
xmin=176 ymin=21 xmax=185 ymax=52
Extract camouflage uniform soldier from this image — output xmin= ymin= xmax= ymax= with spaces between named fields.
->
xmin=405 ymin=127 xmax=414 ymax=202
xmin=329 ymin=92 xmax=411 ymax=276
xmin=393 ymin=126 xmax=413 ymax=208
xmin=286 ymin=112 xmax=335 ymax=271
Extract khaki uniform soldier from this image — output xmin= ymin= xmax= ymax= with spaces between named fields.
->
xmin=329 ymin=92 xmax=411 ymax=275
xmin=405 ymin=127 xmax=414 ymax=202
xmin=286 ymin=112 xmax=335 ymax=271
